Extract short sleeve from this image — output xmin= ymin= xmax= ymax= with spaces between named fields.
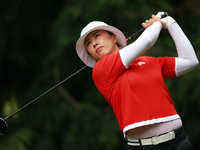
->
xmin=158 ymin=57 xmax=176 ymax=78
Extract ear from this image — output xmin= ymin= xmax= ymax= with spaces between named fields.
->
xmin=112 ymin=34 xmax=118 ymax=43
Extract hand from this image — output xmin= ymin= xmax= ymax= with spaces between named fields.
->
xmin=142 ymin=15 xmax=162 ymax=29
xmin=161 ymin=16 xmax=176 ymax=29
xmin=156 ymin=11 xmax=176 ymax=29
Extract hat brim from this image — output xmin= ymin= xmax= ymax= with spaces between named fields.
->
xmin=76 ymin=25 xmax=127 ymax=68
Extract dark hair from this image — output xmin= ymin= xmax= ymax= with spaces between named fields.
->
xmin=107 ymin=31 xmax=121 ymax=48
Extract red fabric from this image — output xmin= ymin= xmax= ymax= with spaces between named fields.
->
xmin=93 ymin=52 xmax=178 ymax=133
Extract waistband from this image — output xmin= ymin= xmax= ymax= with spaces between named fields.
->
xmin=127 ymin=126 xmax=185 ymax=146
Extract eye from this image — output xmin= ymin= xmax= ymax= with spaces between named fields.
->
xmin=86 ymin=41 xmax=91 ymax=47
xmin=95 ymin=34 xmax=100 ymax=38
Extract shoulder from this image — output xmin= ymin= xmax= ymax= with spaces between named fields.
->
xmin=92 ymin=52 xmax=126 ymax=89
xmin=140 ymin=56 xmax=175 ymax=63
xmin=93 ymin=52 xmax=125 ymax=75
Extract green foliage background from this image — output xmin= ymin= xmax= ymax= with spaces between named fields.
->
xmin=0 ymin=0 xmax=200 ymax=149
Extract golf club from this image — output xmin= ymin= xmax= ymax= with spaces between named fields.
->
xmin=0 ymin=12 xmax=168 ymax=135
xmin=0 ymin=65 xmax=87 ymax=135
xmin=126 ymin=12 xmax=168 ymax=42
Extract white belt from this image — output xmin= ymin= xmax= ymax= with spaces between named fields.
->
xmin=127 ymin=131 xmax=175 ymax=146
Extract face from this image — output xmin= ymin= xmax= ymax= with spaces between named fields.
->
xmin=85 ymin=30 xmax=119 ymax=61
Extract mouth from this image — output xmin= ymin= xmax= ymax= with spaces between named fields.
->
xmin=96 ymin=46 xmax=103 ymax=53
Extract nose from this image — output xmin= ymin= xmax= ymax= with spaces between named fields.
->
xmin=92 ymin=40 xmax=98 ymax=48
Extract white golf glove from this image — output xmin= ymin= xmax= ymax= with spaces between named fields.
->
xmin=155 ymin=11 xmax=166 ymax=18
xmin=156 ymin=11 xmax=176 ymax=29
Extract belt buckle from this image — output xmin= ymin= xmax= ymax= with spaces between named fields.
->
xmin=151 ymin=136 xmax=159 ymax=145
xmin=169 ymin=131 xmax=175 ymax=139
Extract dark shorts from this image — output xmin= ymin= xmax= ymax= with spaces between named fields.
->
xmin=125 ymin=127 xmax=191 ymax=150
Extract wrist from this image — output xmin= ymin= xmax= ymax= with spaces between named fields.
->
xmin=161 ymin=16 xmax=176 ymax=29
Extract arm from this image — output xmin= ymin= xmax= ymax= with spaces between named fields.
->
xmin=119 ymin=15 xmax=162 ymax=68
xmin=161 ymin=16 xmax=199 ymax=76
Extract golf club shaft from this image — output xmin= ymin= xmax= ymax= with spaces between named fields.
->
xmin=4 ymin=65 xmax=87 ymax=121
xmin=3 ymin=12 xmax=168 ymax=121
xmin=126 ymin=12 xmax=168 ymax=42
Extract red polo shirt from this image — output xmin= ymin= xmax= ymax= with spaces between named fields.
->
xmin=93 ymin=51 xmax=180 ymax=133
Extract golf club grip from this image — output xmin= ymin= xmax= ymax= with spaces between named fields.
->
xmin=126 ymin=12 xmax=168 ymax=42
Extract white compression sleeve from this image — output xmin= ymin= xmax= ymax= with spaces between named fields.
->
xmin=168 ymin=23 xmax=199 ymax=76
xmin=119 ymin=22 xmax=162 ymax=68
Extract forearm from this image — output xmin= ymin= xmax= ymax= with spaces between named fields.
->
xmin=168 ymin=23 xmax=199 ymax=76
xmin=120 ymin=22 xmax=162 ymax=68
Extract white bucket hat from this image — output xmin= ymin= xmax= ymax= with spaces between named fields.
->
xmin=76 ymin=21 xmax=127 ymax=68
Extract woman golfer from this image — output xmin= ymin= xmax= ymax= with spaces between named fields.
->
xmin=76 ymin=12 xmax=199 ymax=150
